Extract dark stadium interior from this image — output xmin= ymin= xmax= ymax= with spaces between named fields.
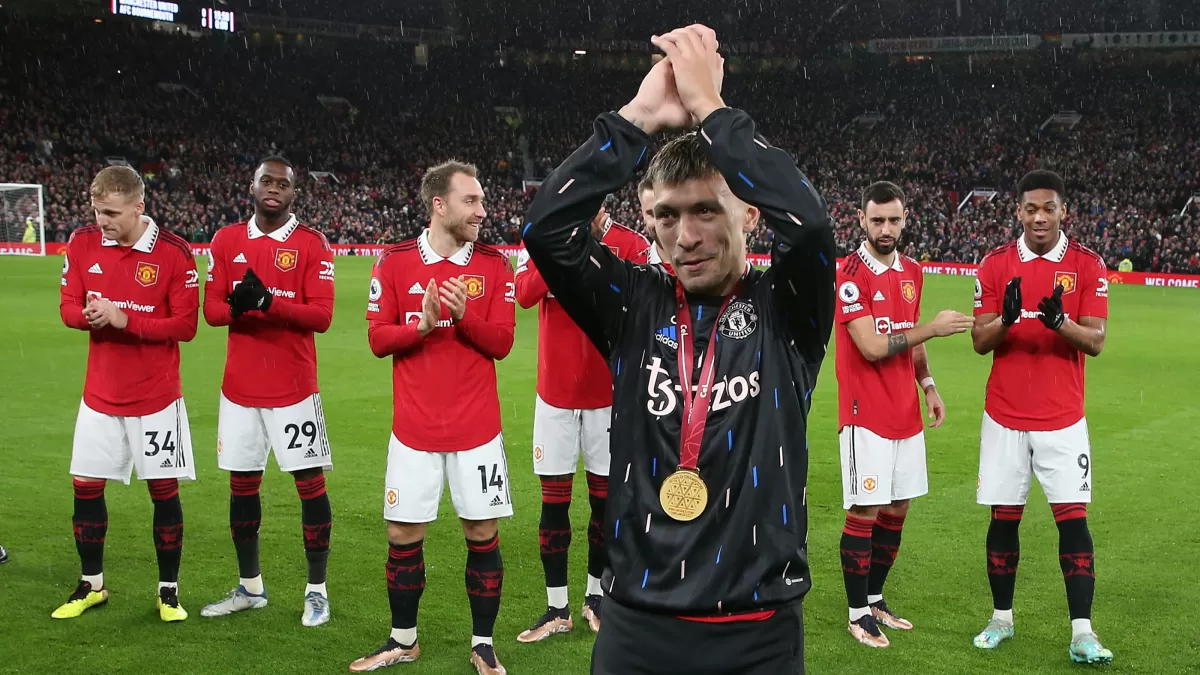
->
xmin=2 ymin=1 xmax=1199 ymax=273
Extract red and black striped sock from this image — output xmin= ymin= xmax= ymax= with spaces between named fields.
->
xmin=585 ymin=472 xmax=608 ymax=587
xmin=148 ymin=478 xmax=183 ymax=584
xmin=297 ymin=474 xmax=332 ymax=585
xmin=867 ymin=510 xmax=906 ymax=597
xmin=72 ymin=478 xmax=107 ymax=581
xmin=465 ymin=534 xmax=504 ymax=639
xmin=386 ymin=540 xmax=425 ymax=630
xmin=840 ymin=513 xmax=875 ymax=609
xmin=229 ymin=473 xmax=262 ymax=579
xmin=539 ymin=476 xmax=572 ymax=599
xmin=1052 ymin=503 xmax=1094 ymax=620
xmin=987 ymin=505 xmax=1024 ymax=611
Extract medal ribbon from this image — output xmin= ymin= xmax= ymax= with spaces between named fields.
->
xmin=673 ymin=279 xmax=742 ymax=472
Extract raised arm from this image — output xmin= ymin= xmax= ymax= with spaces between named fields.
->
xmin=521 ymin=111 xmax=645 ymax=356
xmin=514 ymin=248 xmax=550 ymax=309
xmin=699 ymin=107 xmax=836 ymax=357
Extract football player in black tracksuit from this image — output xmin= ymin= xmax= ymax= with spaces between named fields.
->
xmin=522 ymin=25 xmax=835 ymax=675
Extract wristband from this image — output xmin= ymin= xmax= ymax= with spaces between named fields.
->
xmin=919 ymin=377 xmax=936 ymax=390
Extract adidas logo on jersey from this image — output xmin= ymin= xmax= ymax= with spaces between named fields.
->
xmin=1080 ymin=481 xmax=1090 ymax=492
xmin=304 ymin=448 xmax=318 ymax=459
xmin=873 ymin=290 xmax=885 ymax=301
xmin=655 ymin=325 xmax=679 ymax=350
xmin=408 ymin=282 xmax=424 ymax=295
xmin=160 ymin=458 xmax=174 ymax=468
xmin=233 ymin=253 xmax=247 ymax=263
xmin=489 ymin=495 xmax=503 ymax=507
xmin=88 ymin=263 xmax=103 ymax=274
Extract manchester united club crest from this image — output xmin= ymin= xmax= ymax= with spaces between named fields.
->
xmin=718 ymin=299 xmax=758 ymax=340
xmin=275 ymin=248 xmax=299 ymax=272
xmin=386 ymin=488 xmax=399 ymax=507
xmin=1054 ymin=271 xmax=1077 ymax=295
xmin=901 ymin=279 xmax=917 ymax=304
xmin=463 ymin=274 xmax=486 ymax=300
xmin=135 ymin=262 xmax=159 ymax=287
xmin=862 ymin=475 xmax=879 ymax=494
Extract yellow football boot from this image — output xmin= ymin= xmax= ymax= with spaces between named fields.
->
xmin=51 ymin=580 xmax=109 ymax=619
xmin=157 ymin=586 xmax=188 ymax=622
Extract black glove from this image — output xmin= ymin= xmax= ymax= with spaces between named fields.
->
xmin=1001 ymin=276 xmax=1022 ymax=326
xmin=1038 ymin=284 xmax=1065 ymax=330
xmin=227 ymin=268 xmax=272 ymax=318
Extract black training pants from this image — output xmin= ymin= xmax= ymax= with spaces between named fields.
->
xmin=591 ymin=598 xmax=805 ymax=675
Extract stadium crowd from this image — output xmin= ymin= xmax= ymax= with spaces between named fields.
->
xmin=2 ymin=16 xmax=1199 ymax=273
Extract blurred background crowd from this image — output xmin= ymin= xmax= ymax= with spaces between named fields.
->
xmin=2 ymin=1 xmax=1199 ymax=273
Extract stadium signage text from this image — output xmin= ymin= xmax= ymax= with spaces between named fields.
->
xmin=23 ymin=243 xmax=1200 ymax=290
xmin=867 ymin=34 xmax=1041 ymax=54
xmin=112 ymin=0 xmax=180 ymax=23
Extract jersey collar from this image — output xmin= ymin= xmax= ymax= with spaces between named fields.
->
xmin=101 ymin=215 xmax=159 ymax=253
xmin=856 ymin=242 xmax=903 ymax=275
xmin=1017 ymin=231 xmax=1068 ymax=263
xmin=248 ymin=214 xmax=299 ymax=241
xmin=418 ymin=228 xmax=474 ymax=266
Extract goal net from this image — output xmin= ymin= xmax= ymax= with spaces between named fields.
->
xmin=0 ymin=184 xmax=46 ymax=256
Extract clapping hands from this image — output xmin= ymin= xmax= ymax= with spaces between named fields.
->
xmin=620 ymin=24 xmax=726 ymax=135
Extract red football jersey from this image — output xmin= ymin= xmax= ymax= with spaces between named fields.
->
xmin=366 ymin=230 xmax=516 ymax=452
xmin=835 ymin=244 xmax=924 ymax=439
xmin=59 ymin=218 xmax=199 ymax=417
xmin=515 ymin=221 xmax=650 ymax=409
xmin=204 ymin=215 xmax=335 ymax=408
xmin=974 ymin=233 xmax=1108 ymax=431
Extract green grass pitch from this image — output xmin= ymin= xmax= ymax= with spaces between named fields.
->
xmin=1 ymin=255 xmax=1197 ymax=675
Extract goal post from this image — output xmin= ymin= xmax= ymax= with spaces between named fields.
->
xmin=0 ymin=183 xmax=46 ymax=256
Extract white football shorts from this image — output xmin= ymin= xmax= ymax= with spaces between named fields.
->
xmin=977 ymin=413 xmax=1092 ymax=505
xmin=217 ymin=393 xmax=333 ymax=473
xmin=839 ymin=425 xmax=928 ymax=510
xmin=384 ymin=432 xmax=514 ymax=523
xmin=532 ymin=395 xmax=611 ymax=477
xmin=70 ymin=398 xmax=196 ymax=484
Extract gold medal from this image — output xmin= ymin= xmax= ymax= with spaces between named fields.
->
xmin=659 ymin=469 xmax=709 ymax=522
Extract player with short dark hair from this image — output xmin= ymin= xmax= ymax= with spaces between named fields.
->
xmin=835 ymin=180 xmax=973 ymax=648
xmin=970 ymin=169 xmax=1113 ymax=665
xmin=200 ymin=156 xmax=337 ymax=627
xmin=523 ymin=26 xmax=833 ymax=674
xmin=55 ymin=165 xmax=199 ymax=622
xmin=354 ymin=160 xmax=516 ymax=675
xmin=514 ymin=199 xmax=649 ymax=643
xmin=638 ymin=176 xmax=672 ymax=273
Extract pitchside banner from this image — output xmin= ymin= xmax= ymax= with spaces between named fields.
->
xmin=13 ymin=242 xmax=1200 ymax=290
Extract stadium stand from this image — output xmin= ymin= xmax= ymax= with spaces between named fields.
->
xmin=1 ymin=14 xmax=1198 ymax=273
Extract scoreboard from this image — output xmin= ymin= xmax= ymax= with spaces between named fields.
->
xmin=110 ymin=1 xmax=236 ymax=32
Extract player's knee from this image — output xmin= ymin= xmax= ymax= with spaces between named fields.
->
xmin=1050 ymin=502 xmax=1087 ymax=524
xmin=387 ymin=521 xmax=427 ymax=546
xmin=230 ymin=472 xmax=263 ymax=496
xmin=461 ymin=518 xmax=498 ymax=542
xmin=886 ymin=499 xmax=911 ymax=514
xmin=147 ymin=478 xmax=180 ymax=501
xmin=848 ymin=504 xmax=879 ymax=520
xmin=73 ymin=475 xmax=105 ymax=484
xmin=540 ymin=474 xmax=573 ymax=504
xmin=991 ymin=505 xmax=1026 ymax=522
xmin=294 ymin=471 xmax=326 ymax=500
xmin=585 ymin=472 xmax=609 ymax=500
xmin=292 ymin=467 xmax=323 ymax=481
